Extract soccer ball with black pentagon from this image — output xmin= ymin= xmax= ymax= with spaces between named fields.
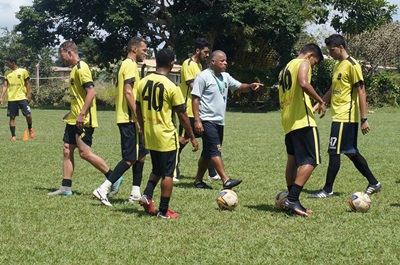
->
xmin=275 ymin=190 xmax=289 ymax=210
xmin=349 ymin=191 xmax=371 ymax=212
xmin=216 ymin=189 xmax=238 ymax=211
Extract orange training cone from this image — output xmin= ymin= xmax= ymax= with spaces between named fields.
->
xmin=23 ymin=130 xmax=29 ymax=141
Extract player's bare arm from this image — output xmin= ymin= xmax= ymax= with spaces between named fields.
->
xmin=192 ymin=95 xmax=203 ymax=135
xmin=175 ymin=104 xmax=198 ymax=152
xmin=239 ymin=83 xmax=264 ymax=93
xmin=77 ymin=85 xmax=96 ymax=129
xmin=25 ymin=79 xmax=32 ymax=103
xmin=0 ymin=81 xmax=8 ymax=105
xmin=298 ymin=61 xmax=326 ymax=118
xmin=358 ymin=84 xmax=370 ymax=135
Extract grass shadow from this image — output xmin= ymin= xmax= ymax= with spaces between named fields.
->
xmin=244 ymin=203 xmax=282 ymax=213
xmin=302 ymin=188 xmax=345 ymax=197
xmin=390 ymin=203 xmax=400 ymax=207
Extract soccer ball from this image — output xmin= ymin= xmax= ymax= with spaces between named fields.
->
xmin=275 ymin=190 xmax=289 ymax=210
xmin=349 ymin=192 xmax=371 ymax=213
xmin=216 ymin=189 xmax=238 ymax=211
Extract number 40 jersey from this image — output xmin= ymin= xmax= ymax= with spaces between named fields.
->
xmin=136 ymin=73 xmax=185 ymax=152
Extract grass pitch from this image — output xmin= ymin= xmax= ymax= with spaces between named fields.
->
xmin=0 ymin=107 xmax=399 ymax=264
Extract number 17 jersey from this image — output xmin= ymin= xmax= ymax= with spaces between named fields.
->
xmin=136 ymin=73 xmax=185 ymax=152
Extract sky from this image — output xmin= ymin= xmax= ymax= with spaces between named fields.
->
xmin=1 ymin=0 xmax=399 ymax=31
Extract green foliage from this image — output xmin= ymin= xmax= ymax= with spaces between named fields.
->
xmin=365 ymin=72 xmax=400 ymax=107
xmin=312 ymin=58 xmax=336 ymax=96
xmin=95 ymin=82 xmax=118 ymax=107
xmin=1 ymin=108 xmax=400 ymax=264
xmin=31 ymin=79 xmax=68 ymax=107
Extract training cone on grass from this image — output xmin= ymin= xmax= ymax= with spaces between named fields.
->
xmin=23 ymin=130 xmax=29 ymax=141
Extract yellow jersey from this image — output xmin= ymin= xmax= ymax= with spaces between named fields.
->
xmin=179 ymin=58 xmax=202 ymax=117
xmin=137 ymin=73 xmax=185 ymax=151
xmin=4 ymin=68 xmax=30 ymax=101
xmin=278 ymin=58 xmax=316 ymax=134
xmin=115 ymin=58 xmax=140 ymax=123
xmin=64 ymin=61 xmax=98 ymax=128
xmin=330 ymin=57 xmax=363 ymax=122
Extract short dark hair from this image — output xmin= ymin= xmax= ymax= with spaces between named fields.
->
xmin=300 ymin=43 xmax=324 ymax=62
xmin=194 ymin=38 xmax=211 ymax=50
xmin=6 ymin=55 xmax=17 ymax=64
xmin=59 ymin=41 xmax=78 ymax=53
xmin=127 ymin=37 xmax=146 ymax=52
xmin=325 ymin=34 xmax=346 ymax=49
xmin=156 ymin=48 xmax=175 ymax=68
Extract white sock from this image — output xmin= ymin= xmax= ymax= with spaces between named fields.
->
xmin=131 ymin=185 xmax=141 ymax=197
xmin=100 ymin=180 xmax=112 ymax=192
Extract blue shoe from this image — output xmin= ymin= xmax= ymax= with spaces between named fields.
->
xmin=48 ymin=187 xmax=72 ymax=196
xmin=109 ymin=176 xmax=123 ymax=196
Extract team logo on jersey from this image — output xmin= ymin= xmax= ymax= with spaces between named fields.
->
xmin=70 ymin=78 xmax=74 ymax=86
xmin=18 ymin=74 xmax=21 ymax=79
xmin=337 ymin=73 xmax=342 ymax=80
xmin=217 ymin=144 xmax=222 ymax=152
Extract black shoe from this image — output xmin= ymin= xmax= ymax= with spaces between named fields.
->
xmin=365 ymin=182 xmax=382 ymax=195
xmin=193 ymin=181 xmax=213 ymax=189
xmin=282 ymin=198 xmax=312 ymax=217
xmin=222 ymin=178 xmax=242 ymax=189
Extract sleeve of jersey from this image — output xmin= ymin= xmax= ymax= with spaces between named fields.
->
xmin=23 ymin=69 xmax=30 ymax=80
xmin=191 ymin=75 xmax=204 ymax=97
xmin=226 ymin=73 xmax=242 ymax=91
xmin=184 ymin=63 xmax=198 ymax=85
xmin=172 ymin=86 xmax=185 ymax=106
xmin=123 ymin=63 xmax=136 ymax=85
xmin=352 ymin=63 xmax=365 ymax=88
xmin=79 ymin=63 xmax=95 ymax=89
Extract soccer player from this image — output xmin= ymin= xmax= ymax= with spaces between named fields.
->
xmin=48 ymin=41 xmax=113 ymax=197
xmin=278 ymin=44 xmax=325 ymax=217
xmin=93 ymin=37 xmax=149 ymax=206
xmin=178 ymin=38 xmax=220 ymax=187
xmin=136 ymin=48 xmax=198 ymax=219
xmin=309 ymin=34 xmax=382 ymax=199
xmin=0 ymin=56 xmax=35 ymax=140
xmin=191 ymin=50 xmax=263 ymax=190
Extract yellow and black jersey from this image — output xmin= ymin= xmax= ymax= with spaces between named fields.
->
xmin=137 ymin=73 xmax=185 ymax=152
xmin=64 ymin=61 xmax=98 ymax=127
xmin=115 ymin=58 xmax=140 ymax=123
xmin=179 ymin=58 xmax=202 ymax=118
xmin=4 ymin=68 xmax=30 ymax=101
xmin=330 ymin=57 xmax=363 ymax=123
xmin=278 ymin=58 xmax=316 ymax=134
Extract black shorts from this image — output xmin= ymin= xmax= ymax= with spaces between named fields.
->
xmin=150 ymin=150 xmax=177 ymax=178
xmin=118 ymin=123 xmax=148 ymax=161
xmin=7 ymin=100 xmax=31 ymax=117
xmin=63 ymin=124 xmax=94 ymax=147
xmin=201 ymin=121 xmax=224 ymax=159
xmin=328 ymin=122 xmax=358 ymax=155
xmin=285 ymin=126 xmax=321 ymax=166
xmin=178 ymin=117 xmax=202 ymax=138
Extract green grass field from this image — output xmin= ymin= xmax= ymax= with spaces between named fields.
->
xmin=0 ymin=107 xmax=399 ymax=264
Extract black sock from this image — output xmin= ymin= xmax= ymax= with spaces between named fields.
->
xmin=144 ymin=180 xmax=157 ymax=199
xmin=62 ymin=179 xmax=72 ymax=187
xmin=132 ymin=161 xmax=144 ymax=186
xmin=108 ymin=161 xmax=130 ymax=183
xmin=10 ymin=126 xmax=16 ymax=137
xmin=287 ymin=185 xmax=293 ymax=192
xmin=208 ymin=163 xmax=216 ymax=177
xmin=104 ymin=169 xmax=113 ymax=179
xmin=287 ymin=184 xmax=302 ymax=201
xmin=159 ymin=196 xmax=170 ymax=214
xmin=28 ymin=123 xmax=32 ymax=129
xmin=350 ymin=152 xmax=378 ymax=185
xmin=323 ymin=155 xmax=341 ymax=193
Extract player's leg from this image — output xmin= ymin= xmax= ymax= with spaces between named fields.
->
xmin=129 ymin=130 xmax=149 ymax=201
xmin=347 ymin=152 xmax=381 ymax=195
xmin=7 ymin=101 xmax=17 ymax=140
xmin=139 ymin=151 xmax=161 ymax=215
xmin=19 ymin=100 xmax=34 ymax=138
xmin=285 ymin=154 xmax=297 ymax=191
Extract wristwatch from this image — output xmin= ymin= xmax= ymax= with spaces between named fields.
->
xmin=361 ymin=117 xmax=367 ymax=123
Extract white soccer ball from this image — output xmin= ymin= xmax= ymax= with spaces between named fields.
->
xmin=349 ymin=191 xmax=371 ymax=213
xmin=275 ymin=190 xmax=289 ymax=210
xmin=216 ymin=189 xmax=238 ymax=211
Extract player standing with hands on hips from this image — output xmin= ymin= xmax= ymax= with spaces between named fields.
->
xmin=278 ymin=44 xmax=325 ymax=217
xmin=191 ymin=50 xmax=263 ymax=190
xmin=309 ymin=34 xmax=382 ymax=199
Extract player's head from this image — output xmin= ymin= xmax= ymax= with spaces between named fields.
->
xmin=210 ymin=50 xmax=227 ymax=73
xmin=127 ymin=37 xmax=148 ymax=63
xmin=59 ymin=41 xmax=79 ymax=66
xmin=6 ymin=55 xmax=17 ymax=69
xmin=194 ymin=38 xmax=211 ymax=63
xmin=325 ymin=34 xmax=347 ymax=60
xmin=299 ymin=43 xmax=324 ymax=67
xmin=156 ymin=48 xmax=175 ymax=70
